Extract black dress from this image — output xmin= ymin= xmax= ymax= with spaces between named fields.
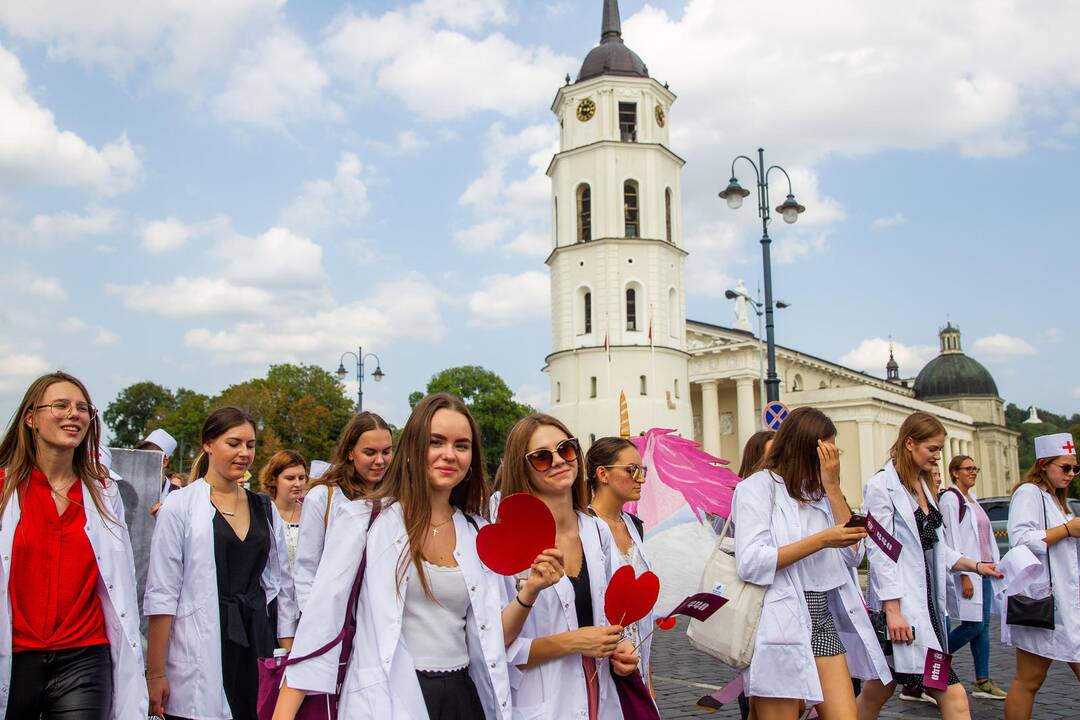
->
xmin=891 ymin=505 xmax=960 ymax=690
xmin=213 ymin=490 xmax=276 ymax=720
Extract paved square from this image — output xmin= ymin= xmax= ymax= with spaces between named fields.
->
xmin=651 ymin=618 xmax=1080 ymax=719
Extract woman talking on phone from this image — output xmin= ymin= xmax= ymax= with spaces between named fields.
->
xmin=734 ymin=406 xmax=889 ymax=720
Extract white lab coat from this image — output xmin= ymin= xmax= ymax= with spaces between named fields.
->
xmin=939 ymin=487 xmax=1000 ymax=622
xmin=503 ymin=511 xmax=622 ymax=720
xmin=287 ymin=501 xmax=512 ymax=719
xmin=1001 ymin=484 xmax=1080 ymax=663
xmin=294 ymin=482 xmax=351 ymax=613
xmin=734 ymin=471 xmax=891 ymax=705
xmin=620 ymin=511 xmax=656 ymax=680
xmin=144 ymin=478 xmax=299 ymax=720
xmin=864 ymin=462 xmax=962 ymax=675
xmin=0 ymin=478 xmax=148 ymax=718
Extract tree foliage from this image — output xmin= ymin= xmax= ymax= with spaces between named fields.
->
xmin=412 ymin=366 xmax=536 ymax=480
xmin=102 ymin=382 xmax=175 ymax=448
xmin=1005 ymin=403 xmax=1080 ymax=496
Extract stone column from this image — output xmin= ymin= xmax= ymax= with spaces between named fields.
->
xmin=857 ymin=420 xmax=876 ymax=502
xmin=735 ymin=375 xmax=757 ymax=459
xmin=700 ymin=380 xmax=720 ymax=457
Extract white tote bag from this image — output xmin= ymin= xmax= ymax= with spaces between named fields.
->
xmin=686 ymin=483 xmax=772 ymax=669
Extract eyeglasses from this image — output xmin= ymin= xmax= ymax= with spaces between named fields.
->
xmin=525 ymin=438 xmax=580 ymax=472
xmin=958 ymin=466 xmax=979 ymax=474
xmin=1051 ymin=463 xmax=1079 ymax=475
xmin=34 ymin=400 xmax=96 ymax=418
xmin=605 ymin=464 xmax=648 ymax=480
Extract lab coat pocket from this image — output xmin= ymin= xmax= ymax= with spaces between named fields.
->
xmin=167 ymin=604 xmax=203 ymax=666
xmin=346 ymin=667 xmax=393 ymax=716
xmin=758 ymin=588 xmax=801 ymax=646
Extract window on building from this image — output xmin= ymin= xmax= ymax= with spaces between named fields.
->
xmin=639 ymin=375 xmax=647 ymax=396
xmin=589 ymin=433 xmax=596 ymax=446
xmin=665 ymin=188 xmax=673 ymax=243
xmin=555 ymin=382 xmax=561 ymax=403
xmin=793 ymin=374 xmax=804 ymax=392
xmin=590 ymin=376 xmax=598 ymax=398
xmin=619 ymin=102 xmax=637 ymax=142
xmin=577 ymin=184 xmax=591 ymax=242
xmin=624 ymin=180 xmax=639 ymax=238
xmin=553 ymin=196 xmax=558 ymax=246
xmin=584 ymin=291 xmax=592 ymax=334
xmin=668 ymin=287 xmax=678 ymax=338
xmin=626 ymin=287 xmax=637 ymax=331
xmin=674 ymin=379 xmax=680 ymax=398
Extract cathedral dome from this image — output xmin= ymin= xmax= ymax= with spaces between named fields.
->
xmin=913 ymin=323 xmax=999 ymax=399
xmin=577 ymin=0 xmax=650 ymax=82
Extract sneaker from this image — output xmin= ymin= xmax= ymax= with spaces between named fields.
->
xmin=899 ymin=687 xmax=938 ymax=705
xmin=971 ymin=679 xmax=1008 ymax=700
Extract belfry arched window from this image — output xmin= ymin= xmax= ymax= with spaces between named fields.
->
xmin=626 ymin=287 xmax=638 ymax=332
xmin=623 ymin=180 xmax=639 ymax=238
xmin=577 ymin=184 xmax=591 ymax=242
xmin=584 ymin=291 xmax=592 ymax=334
xmin=665 ymin=188 xmax=673 ymax=243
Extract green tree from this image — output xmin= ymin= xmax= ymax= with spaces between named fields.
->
xmin=413 ymin=366 xmax=536 ymax=480
xmin=1005 ymin=403 xmax=1080 ymax=496
xmin=155 ymin=388 xmax=211 ymax=473
xmin=102 ymin=382 xmax=175 ymax=447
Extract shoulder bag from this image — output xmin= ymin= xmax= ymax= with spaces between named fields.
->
xmin=1006 ymin=495 xmax=1055 ymax=630
xmin=256 ymin=505 xmax=380 ymax=720
xmin=686 ymin=477 xmax=774 ymax=669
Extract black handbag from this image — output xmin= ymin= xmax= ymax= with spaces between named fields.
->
xmin=1006 ymin=495 xmax=1056 ymax=630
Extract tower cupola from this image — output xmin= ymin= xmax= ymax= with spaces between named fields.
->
xmin=577 ymin=0 xmax=649 ymax=82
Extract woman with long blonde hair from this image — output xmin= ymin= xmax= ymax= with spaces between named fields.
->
xmin=0 ymin=371 xmax=146 ymax=718
xmin=1003 ymin=433 xmax=1080 ymax=720
xmin=858 ymin=412 xmax=1001 ymax=720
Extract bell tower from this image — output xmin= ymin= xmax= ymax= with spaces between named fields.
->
xmin=545 ymin=0 xmax=692 ymax=442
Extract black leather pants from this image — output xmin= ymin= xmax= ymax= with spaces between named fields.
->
xmin=6 ymin=644 xmax=112 ymax=720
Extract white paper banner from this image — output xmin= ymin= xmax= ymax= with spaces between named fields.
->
xmin=991 ymin=545 xmax=1044 ymax=599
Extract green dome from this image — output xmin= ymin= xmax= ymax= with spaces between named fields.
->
xmin=914 ymin=351 xmax=999 ymax=398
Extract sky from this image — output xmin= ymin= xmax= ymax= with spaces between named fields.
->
xmin=1 ymin=0 xmax=1077 ymax=432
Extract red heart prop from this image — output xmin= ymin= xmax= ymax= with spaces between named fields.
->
xmin=655 ymin=616 xmax=677 ymax=630
xmin=604 ymin=565 xmax=660 ymax=627
xmin=476 ymin=493 xmax=556 ymax=576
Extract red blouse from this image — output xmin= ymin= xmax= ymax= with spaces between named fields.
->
xmin=6 ymin=468 xmax=108 ymax=652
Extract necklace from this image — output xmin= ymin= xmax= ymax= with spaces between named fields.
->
xmin=213 ymin=483 xmax=243 ymax=517
xmin=49 ymin=478 xmax=83 ymax=509
xmin=430 ymin=514 xmax=454 ymax=536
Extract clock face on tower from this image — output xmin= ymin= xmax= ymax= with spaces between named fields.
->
xmin=576 ymin=98 xmax=596 ymax=122
xmin=655 ymin=104 xmax=666 ymax=127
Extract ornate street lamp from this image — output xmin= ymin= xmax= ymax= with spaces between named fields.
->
xmin=335 ymin=347 xmax=385 ymax=412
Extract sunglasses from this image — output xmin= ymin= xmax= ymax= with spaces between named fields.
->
xmin=605 ymin=464 xmax=648 ymax=480
xmin=525 ymin=438 xmax=580 ymax=472
xmin=1051 ymin=463 xmax=1079 ymax=475
xmin=957 ymin=466 xmax=979 ymax=474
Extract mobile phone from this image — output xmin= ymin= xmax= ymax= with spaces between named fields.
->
xmin=845 ymin=513 xmax=867 ymax=528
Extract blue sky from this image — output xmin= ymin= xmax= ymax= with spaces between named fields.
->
xmin=1 ymin=0 xmax=1076 ymax=431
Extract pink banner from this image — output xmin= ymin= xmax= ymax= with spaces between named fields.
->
xmin=663 ymin=592 xmax=728 ymax=622
xmin=865 ymin=512 xmax=902 ymax=562
xmin=923 ymin=650 xmax=952 ymax=691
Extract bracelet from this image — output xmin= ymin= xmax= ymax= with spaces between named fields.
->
xmin=1066 ymin=523 xmax=1073 ymax=538
xmin=146 ymin=672 xmax=165 ymax=680
xmin=974 ymin=561 xmax=982 ymax=573
xmin=515 ymin=594 xmax=534 ymax=609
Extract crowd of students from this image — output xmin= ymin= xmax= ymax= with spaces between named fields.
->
xmin=0 ymin=369 xmax=1076 ymax=720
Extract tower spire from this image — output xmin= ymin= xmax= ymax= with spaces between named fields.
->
xmin=602 ymin=0 xmax=623 ymax=42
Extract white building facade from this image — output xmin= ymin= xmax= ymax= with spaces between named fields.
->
xmin=544 ymin=1 xmax=1019 ymax=503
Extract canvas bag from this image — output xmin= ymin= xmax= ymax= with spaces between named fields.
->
xmin=256 ymin=505 xmax=379 ymax=720
xmin=686 ymin=481 xmax=773 ymax=669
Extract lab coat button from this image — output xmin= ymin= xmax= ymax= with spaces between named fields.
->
xmin=470 ymin=585 xmax=477 ymax=592
xmin=480 ymin=624 xmax=487 ymax=631
xmin=489 ymin=662 xmax=496 ymax=669
xmin=120 ymin=612 xmax=126 ymax=618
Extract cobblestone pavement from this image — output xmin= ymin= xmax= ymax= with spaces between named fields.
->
xmin=651 ymin=618 xmax=1079 ymax=719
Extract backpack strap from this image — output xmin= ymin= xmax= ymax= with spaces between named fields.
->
xmin=324 ymin=484 xmax=334 ymax=529
xmin=463 ymin=513 xmax=479 ymax=533
xmin=943 ymin=486 xmax=968 ymax=525
xmin=627 ymin=512 xmax=645 ymax=541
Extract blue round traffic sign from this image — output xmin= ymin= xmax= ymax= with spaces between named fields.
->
xmin=763 ymin=401 xmax=789 ymax=431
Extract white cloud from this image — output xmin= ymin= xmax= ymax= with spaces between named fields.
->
xmin=367 ymin=129 xmax=431 ymax=156
xmin=972 ymin=333 xmax=1037 ymax=362
xmin=467 ymin=271 xmax=549 ymax=328
xmin=0 ymin=44 xmax=140 ymax=195
xmin=872 ymin=212 xmax=908 ymax=230
xmin=1042 ymin=327 xmax=1064 ymax=344
xmin=453 ymin=218 xmax=512 ymax=253
xmin=59 ymin=317 xmax=118 ymax=346
xmin=213 ymin=226 xmax=326 ymax=288
xmin=280 ymin=153 xmax=373 ymax=233
xmin=213 ymin=28 xmax=336 ymax=130
xmin=514 ymin=382 xmax=549 ymax=410
xmin=184 ymin=273 xmax=446 ymax=364
xmin=142 ymin=216 xmax=193 ymax=253
xmin=0 ymin=339 xmax=49 ymax=393
xmin=839 ymin=337 xmax=938 ymax=376
xmin=1072 ymin=386 xmax=1080 ymax=400
xmin=323 ymin=4 xmax=575 ymax=120
xmin=773 ymin=230 xmax=829 ymax=265
xmin=31 ymin=206 xmax=117 ymax=240
xmin=0 ymin=270 xmax=66 ymax=301
xmin=682 ymin=221 xmax=741 ymax=299
xmin=107 ymin=276 xmax=276 ymax=318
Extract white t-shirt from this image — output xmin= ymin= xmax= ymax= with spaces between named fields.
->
xmin=796 ymin=495 xmax=849 ymax=592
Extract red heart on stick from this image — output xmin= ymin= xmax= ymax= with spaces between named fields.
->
xmin=655 ymin=616 xmax=677 ymax=630
xmin=477 ymin=493 xmax=556 ymax=576
xmin=604 ymin=565 xmax=660 ymax=627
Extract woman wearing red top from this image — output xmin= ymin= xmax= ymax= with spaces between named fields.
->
xmin=0 ymin=371 xmax=147 ymax=719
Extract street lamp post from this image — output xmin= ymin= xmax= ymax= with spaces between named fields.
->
xmin=335 ymin=347 xmax=385 ymax=412
xmin=725 ymin=287 xmax=790 ymax=428
xmin=719 ymin=148 xmax=805 ymax=403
